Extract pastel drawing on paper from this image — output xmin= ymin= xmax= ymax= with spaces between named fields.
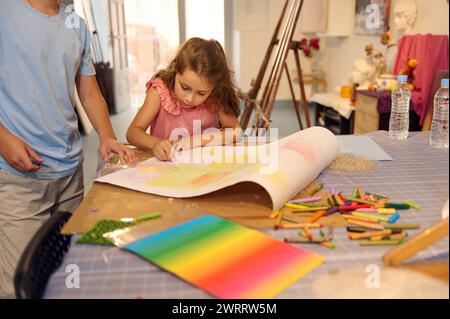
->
xmin=96 ymin=127 xmax=341 ymax=210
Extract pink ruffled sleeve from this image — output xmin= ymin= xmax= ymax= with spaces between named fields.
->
xmin=145 ymin=78 xmax=181 ymax=115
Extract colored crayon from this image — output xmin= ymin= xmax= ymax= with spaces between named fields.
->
xmin=348 ymin=230 xmax=392 ymax=240
xmin=327 ymin=193 xmax=336 ymax=207
xmin=320 ymin=242 xmax=336 ymax=249
xmin=303 ymin=226 xmax=313 ymax=241
xmin=285 ymin=203 xmax=309 ymax=209
xmin=359 ymin=239 xmax=405 ymax=246
xmin=355 ymin=208 xmax=377 ymax=213
xmin=339 ymin=204 xmax=371 ymax=211
xmin=383 ymin=203 xmax=410 ymax=210
xmin=270 ymin=210 xmax=280 ymax=219
xmin=274 ymin=211 xmax=283 ymax=229
xmin=347 ymin=226 xmax=402 ymax=234
xmin=281 ymin=223 xmax=324 ymax=229
xmin=377 ymin=208 xmax=397 ymax=214
xmin=342 ymin=214 xmax=378 ymax=224
xmin=324 ymin=207 xmax=340 ymax=216
xmin=390 ymin=232 xmax=408 ymax=240
xmin=334 ymin=194 xmax=344 ymax=206
xmin=292 ymin=207 xmax=330 ymax=213
xmin=308 ymin=210 xmax=326 ymax=223
xmin=365 ymin=191 xmax=389 ymax=199
xmin=403 ymin=201 xmax=422 ymax=210
xmin=288 ymin=196 xmax=323 ymax=204
xmin=384 ymin=224 xmax=420 ymax=229
xmin=347 ymin=219 xmax=385 ymax=230
xmin=388 ymin=212 xmax=400 ymax=224
xmin=351 ymin=212 xmax=390 ymax=222
xmin=284 ymin=237 xmax=329 ymax=244
xmin=342 ymin=196 xmax=379 ymax=206
xmin=357 ymin=188 xmax=365 ymax=200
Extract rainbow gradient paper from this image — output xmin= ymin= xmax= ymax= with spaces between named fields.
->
xmin=124 ymin=215 xmax=324 ymax=298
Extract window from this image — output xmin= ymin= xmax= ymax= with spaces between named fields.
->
xmin=124 ymin=0 xmax=180 ymax=107
xmin=184 ymin=0 xmax=225 ymax=46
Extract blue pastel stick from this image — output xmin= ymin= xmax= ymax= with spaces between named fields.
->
xmin=388 ymin=212 xmax=400 ymax=224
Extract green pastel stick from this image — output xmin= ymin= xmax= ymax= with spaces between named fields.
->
xmin=384 ymin=203 xmax=410 ymax=210
xmin=284 ymin=237 xmax=329 ymax=244
xmin=403 ymin=201 xmax=422 ymax=210
xmin=136 ymin=213 xmax=162 ymax=222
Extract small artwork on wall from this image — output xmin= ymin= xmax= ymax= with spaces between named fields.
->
xmin=355 ymin=0 xmax=391 ymax=35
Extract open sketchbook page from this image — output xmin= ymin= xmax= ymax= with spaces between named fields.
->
xmin=96 ymin=127 xmax=340 ymax=210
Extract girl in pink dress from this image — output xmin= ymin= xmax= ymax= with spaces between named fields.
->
xmin=127 ymin=38 xmax=242 ymax=161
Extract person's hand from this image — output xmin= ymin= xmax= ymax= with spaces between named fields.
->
xmin=0 ymin=132 xmax=43 ymax=172
xmin=99 ymin=138 xmax=137 ymax=164
xmin=173 ymin=136 xmax=197 ymax=152
xmin=153 ymin=139 xmax=176 ymax=161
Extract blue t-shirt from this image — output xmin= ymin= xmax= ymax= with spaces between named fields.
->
xmin=0 ymin=0 xmax=95 ymax=179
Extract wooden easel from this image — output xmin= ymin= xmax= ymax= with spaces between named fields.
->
xmin=383 ymin=218 xmax=449 ymax=281
xmin=239 ymin=0 xmax=312 ymax=133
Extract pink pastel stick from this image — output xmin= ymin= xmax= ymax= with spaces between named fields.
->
xmin=289 ymin=196 xmax=323 ymax=204
xmin=355 ymin=208 xmax=377 ymax=212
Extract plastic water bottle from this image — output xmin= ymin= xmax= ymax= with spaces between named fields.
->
xmin=389 ymin=75 xmax=411 ymax=140
xmin=430 ymin=78 xmax=449 ymax=149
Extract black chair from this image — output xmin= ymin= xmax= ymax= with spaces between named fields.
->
xmin=14 ymin=211 xmax=73 ymax=299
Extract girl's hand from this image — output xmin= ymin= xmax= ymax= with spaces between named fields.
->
xmin=173 ymin=136 xmax=195 ymax=152
xmin=99 ymin=139 xmax=137 ymax=164
xmin=0 ymin=132 xmax=43 ymax=172
xmin=153 ymin=139 xmax=175 ymax=161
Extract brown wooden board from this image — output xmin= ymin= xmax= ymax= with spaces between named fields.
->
xmin=63 ymin=145 xmax=346 ymax=234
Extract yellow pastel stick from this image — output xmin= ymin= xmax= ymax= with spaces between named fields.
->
xmin=270 ymin=210 xmax=280 ymax=219
xmin=284 ymin=203 xmax=309 ymax=209
xmin=347 ymin=219 xmax=385 ymax=230
xmin=377 ymin=208 xmax=397 ymax=214
xmin=348 ymin=230 xmax=392 ymax=240
xmin=352 ymin=212 xmax=390 ymax=222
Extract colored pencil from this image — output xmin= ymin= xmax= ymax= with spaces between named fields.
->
xmin=359 ymin=239 xmax=405 ymax=246
xmin=348 ymin=230 xmax=393 ymax=240
xmin=308 ymin=210 xmax=326 ymax=223
xmin=288 ymin=196 xmax=323 ymax=204
xmin=347 ymin=219 xmax=385 ymax=230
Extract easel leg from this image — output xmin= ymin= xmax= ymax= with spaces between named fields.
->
xmin=284 ymin=64 xmax=304 ymax=130
xmin=293 ymin=48 xmax=311 ymax=128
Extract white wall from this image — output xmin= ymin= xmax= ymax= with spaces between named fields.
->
xmin=324 ymin=0 xmax=449 ymax=93
xmin=233 ymin=0 xmax=449 ymax=99
xmin=233 ymin=0 xmax=316 ymax=100
xmin=185 ymin=0 xmax=225 ymax=45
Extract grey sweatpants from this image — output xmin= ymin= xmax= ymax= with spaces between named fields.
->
xmin=0 ymin=166 xmax=84 ymax=299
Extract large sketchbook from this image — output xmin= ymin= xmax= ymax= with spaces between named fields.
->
xmin=96 ymin=127 xmax=340 ymax=210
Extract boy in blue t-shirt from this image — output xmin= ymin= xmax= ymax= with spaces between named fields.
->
xmin=0 ymin=0 xmax=135 ymax=298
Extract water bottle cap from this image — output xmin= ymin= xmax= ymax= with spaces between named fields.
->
xmin=441 ymin=79 xmax=449 ymax=88
xmin=397 ymin=75 xmax=408 ymax=83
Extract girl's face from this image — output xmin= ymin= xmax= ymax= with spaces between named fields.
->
xmin=174 ymin=69 xmax=213 ymax=108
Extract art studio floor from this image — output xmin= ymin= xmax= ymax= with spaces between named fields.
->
xmin=81 ymin=103 xmax=315 ymax=194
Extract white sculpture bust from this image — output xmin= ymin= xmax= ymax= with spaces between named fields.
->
xmin=394 ymin=1 xmax=418 ymax=34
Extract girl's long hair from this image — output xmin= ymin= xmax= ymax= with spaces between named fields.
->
xmin=153 ymin=37 xmax=240 ymax=117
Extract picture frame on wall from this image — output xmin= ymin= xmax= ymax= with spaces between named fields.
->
xmin=355 ymin=0 xmax=391 ymax=35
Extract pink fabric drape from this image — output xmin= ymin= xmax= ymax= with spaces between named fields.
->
xmin=393 ymin=34 xmax=449 ymax=125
